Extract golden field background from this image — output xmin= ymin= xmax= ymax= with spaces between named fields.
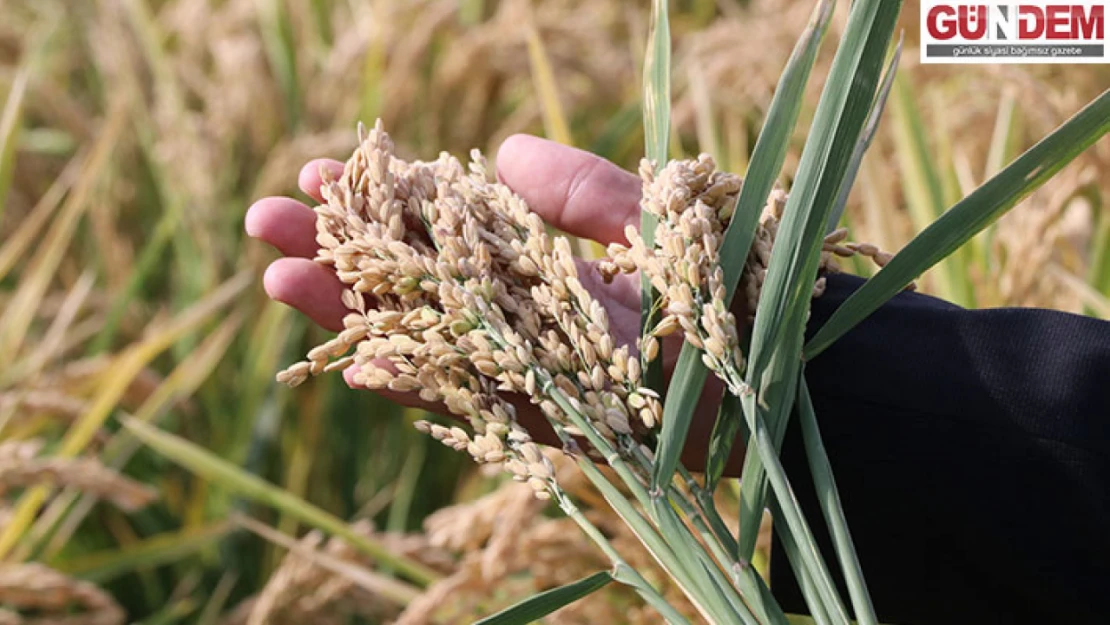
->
xmin=0 ymin=0 xmax=1107 ymax=623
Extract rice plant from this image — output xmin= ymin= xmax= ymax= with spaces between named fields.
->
xmin=0 ymin=0 xmax=1106 ymax=623
xmin=264 ymin=0 xmax=1109 ymax=622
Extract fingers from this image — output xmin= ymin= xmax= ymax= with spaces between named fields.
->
xmin=247 ymin=160 xmax=342 ymax=258
xmin=245 ymin=197 xmax=319 ymax=258
xmin=263 ymin=258 xmax=348 ymax=332
xmin=496 ymin=134 xmax=642 ymax=246
xmin=248 ymin=159 xmax=347 ymax=331
xmin=298 ymin=159 xmax=345 ymax=203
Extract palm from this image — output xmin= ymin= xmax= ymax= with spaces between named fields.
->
xmin=246 ymin=135 xmax=738 ymax=473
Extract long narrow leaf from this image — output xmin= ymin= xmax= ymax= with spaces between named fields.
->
xmin=548 ymin=466 xmax=691 ymax=625
xmin=654 ymin=0 xmax=837 ymax=493
xmin=744 ymin=378 xmax=851 ymax=623
xmin=774 ymin=503 xmax=834 ymax=625
xmin=640 ymin=0 xmax=671 ymax=400
xmin=797 ymin=376 xmax=878 ymax=625
xmin=642 ymin=0 xmax=671 ymax=176
xmin=567 ymin=453 xmax=714 ymax=624
xmin=1089 ymin=206 xmax=1110 ymax=301
xmin=526 ymin=22 xmax=573 ymax=146
xmin=805 ymin=89 xmax=1110 ymax=359
xmin=738 ymin=0 xmax=903 ymax=566
xmin=737 ymin=304 xmax=804 ymax=559
xmin=236 ymin=514 xmax=421 ymax=606
xmin=475 ymin=571 xmax=614 ymax=625
xmin=745 ymin=0 xmax=902 ymax=383
xmin=705 ymin=390 xmax=747 ymax=491
xmin=0 ymin=58 xmax=30 ymax=224
xmin=826 ymin=35 xmax=903 ymax=234
xmin=55 ymin=522 xmax=233 ymax=583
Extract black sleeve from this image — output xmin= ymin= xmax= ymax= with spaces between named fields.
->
xmin=770 ymin=273 xmax=1110 ymax=625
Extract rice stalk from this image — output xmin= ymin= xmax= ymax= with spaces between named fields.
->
xmin=24 ymin=313 xmax=243 ymax=563
xmin=0 ymin=0 xmax=1105 ymax=622
xmin=273 ymin=110 xmax=908 ymax=622
xmin=0 ymin=273 xmax=249 ymax=559
xmin=0 ymin=104 xmax=127 ymax=362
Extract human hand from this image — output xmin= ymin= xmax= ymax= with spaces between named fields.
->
xmin=245 ymin=136 xmax=741 ymax=474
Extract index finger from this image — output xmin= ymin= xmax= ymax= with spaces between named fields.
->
xmin=298 ymin=159 xmax=345 ymax=203
xmin=495 ymin=135 xmax=642 ymax=246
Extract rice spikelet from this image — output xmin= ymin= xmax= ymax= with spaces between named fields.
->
xmin=0 ymin=563 xmax=125 ymax=625
xmin=0 ymin=440 xmax=156 ymax=511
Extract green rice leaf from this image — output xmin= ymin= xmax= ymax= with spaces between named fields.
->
xmin=704 ymin=390 xmax=746 ymax=492
xmin=797 ymin=375 xmax=878 ymax=625
xmin=826 ymin=34 xmax=903 ymax=234
xmin=1089 ymin=208 xmax=1110 ymax=301
xmin=640 ymin=0 xmax=671 ymax=404
xmin=774 ymin=501 xmax=833 ymax=625
xmin=569 ymin=456 xmax=711 ymax=624
xmin=472 ymin=572 xmax=612 ymax=621
xmin=55 ymin=522 xmax=234 ymax=583
xmin=653 ymin=0 xmax=836 ymax=493
xmin=985 ymin=90 xmax=1021 ymax=179
xmin=738 ymin=0 xmax=903 ymax=569
xmin=647 ymin=493 xmax=750 ymax=624
xmin=254 ymin=0 xmax=302 ymax=128
xmin=642 ymin=0 xmax=671 ymax=177
xmin=805 ymin=89 xmax=1110 ymax=359
xmin=742 ymin=371 xmax=851 ymax=623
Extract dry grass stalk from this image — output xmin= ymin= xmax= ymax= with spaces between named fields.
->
xmin=14 ymin=356 xmax=165 ymax=415
xmin=988 ymin=167 xmax=1097 ymax=308
xmin=0 ymin=563 xmax=124 ymax=625
xmin=243 ymin=522 xmax=392 ymax=625
xmin=226 ymin=452 xmax=702 ymax=625
xmin=224 ymin=518 xmax=454 ymax=625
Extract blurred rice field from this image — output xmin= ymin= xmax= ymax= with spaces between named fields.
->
xmin=0 ymin=0 xmax=1107 ymax=622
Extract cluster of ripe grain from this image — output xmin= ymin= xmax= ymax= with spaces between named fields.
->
xmin=0 ymin=563 xmax=124 ymax=625
xmin=279 ymin=120 xmax=669 ymax=500
xmin=279 ymin=122 xmax=893 ymax=496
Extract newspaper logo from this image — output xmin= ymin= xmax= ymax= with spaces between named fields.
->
xmin=921 ymin=1 xmax=1108 ymax=63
